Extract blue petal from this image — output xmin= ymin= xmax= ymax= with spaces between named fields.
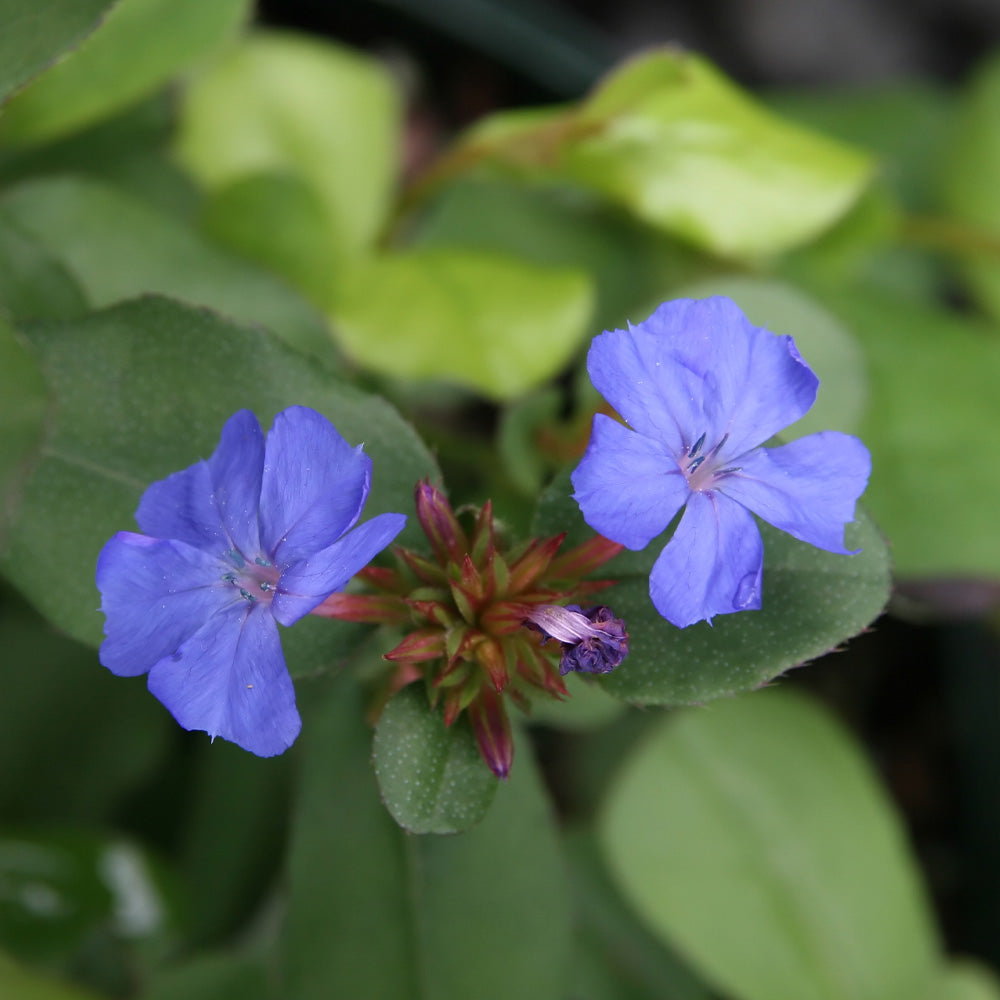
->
xmin=587 ymin=322 xmax=706 ymax=456
xmin=649 ymin=491 xmax=763 ymax=628
xmin=270 ymin=512 xmax=407 ymax=626
xmin=719 ymin=432 xmax=871 ymax=554
xmin=571 ymin=414 xmax=689 ymax=550
xmin=97 ymin=532 xmax=237 ymax=677
xmin=136 ymin=410 xmax=264 ymax=558
xmin=146 ymin=603 xmax=300 ymax=757
xmin=590 ymin=298 xmax=819 ymax=460
xmin=258 ymin=407 xmax=371 ymax=565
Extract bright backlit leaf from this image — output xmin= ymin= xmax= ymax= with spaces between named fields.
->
xmin=455 ymin=50 xmax=872 ymax=258
xmin=175 ymin=31 xmax=399 ymax=270
xmin=332 ymin=248 xmax=593 ymax=400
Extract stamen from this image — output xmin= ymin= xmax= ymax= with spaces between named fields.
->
xmin=687 ymin=455 xmax=707 ymax=473
xmin=688 ymin=432 xmax=706 ymax=457
xmin=227 ymin=549 xmax=245 ymax=569
xmin=716 ymin=466 xmax=742 ymax=476
xmin=709 ymin=432 xmax=730 ymax=457
xmin=255 ymin=556 xmax=271 ymax=567
xmin=239 ymin=588 xmax=257 ymax=602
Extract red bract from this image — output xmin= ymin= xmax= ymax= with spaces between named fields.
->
xmin=314 ymin=481 xmax=623 ymax=778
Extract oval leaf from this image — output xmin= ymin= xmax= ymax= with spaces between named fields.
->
xmin=332 ymin=248 xmax=594 ymax=400
xmin=533 ymin=470 xmax=890 ymax=705
xmin=459 ymin=51 xmax=872 ymax=258
xmin=374 ymin=685 xmax=497 ymax=834
xmin=600 ymin=690 xmax=940 ymax=1000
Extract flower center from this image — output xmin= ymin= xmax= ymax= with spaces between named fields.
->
xmin=221 ymin=550 xmax=281 ymax=604
xmin=681 ymin=431 xmax=740 ymax=492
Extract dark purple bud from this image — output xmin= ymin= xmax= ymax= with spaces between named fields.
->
xmin=525 ymin=604 xmax=628 ymax=676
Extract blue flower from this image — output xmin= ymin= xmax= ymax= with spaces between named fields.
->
xmin=96 ymin=406 xmax=406 ymax=756
xmin=571 ymin=297 xmax=871 ymax=629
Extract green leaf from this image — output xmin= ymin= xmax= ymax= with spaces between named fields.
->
xmin=670 ymin=277 xmax=868 ymax=437
xmin=0 ymin=590 xmax=170 ymax=825
xmin=599 ymin=690 xmax=940 ymax=1000
xmin=0 ymin=209 xmax=87 ymax=321
xmin=0 ymin=94 xmax=200 ymax=220
xmin=825 ymin=289 xmax=1000 ymax=578
xmin=939 ymin=51 xmax=1000 ymax=322
xmin=373 ymin=685 xmax=497 ymax=834
xmin=0 ymin=830 xmax=174 ymax=965
xmin=1 ymin=176 xmax=335 ymax=367
xmin=564 ymin=832 xmax=712 ymax=1000
xmin=533 ymin=471 xmax=890 ymax=704
xmin=525 ymin=671 xmax=625 ymax=730
xmin=0 ymin=0 xmax=249 ymax=146
xmin=934 ymin=961 xmax=1000 ymax=1000
xmin=0 ymin=0 xmax=110 ymax=106
xmin=460 ymin=50 xmax=872 ymax=258
xmin=282 ymin=673 xmax=571 ymax=1000
xmin=770 ymin=82 xmax=953 ymax=209
xmin=200 ymin=171 xmax=340 ymax=305
xmin=173 ymin=739 xmax=292 ymax=945
xmin=0 ymin=316 xmax=48 ymax=547
xmin=412 ymin=178 xmax=693 ymax=331
xmin=1 ymin=296 xmax=438 ymax=652
xmin=332 ymin=248 xmax=594 ymax=400
xmin=144 ymin=954 xmax=272 ymax=1000
xmin=0 ymin=951 xmax=102 ymax=1000
xmin=175 ymin=31 xmax=399 ymax=269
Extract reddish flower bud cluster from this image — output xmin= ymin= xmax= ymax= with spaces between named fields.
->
xmin=314 ymin=481 xmax=625 ymax=778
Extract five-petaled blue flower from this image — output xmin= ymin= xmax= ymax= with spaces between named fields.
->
xmin=571 ymin=296 xmax=871 ymax=629
xmin=96 ymin=406 xmax=406 ymax=756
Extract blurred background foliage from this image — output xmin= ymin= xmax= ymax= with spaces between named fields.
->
xmin=2 ymin=0 xmax=1000 ymax=997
